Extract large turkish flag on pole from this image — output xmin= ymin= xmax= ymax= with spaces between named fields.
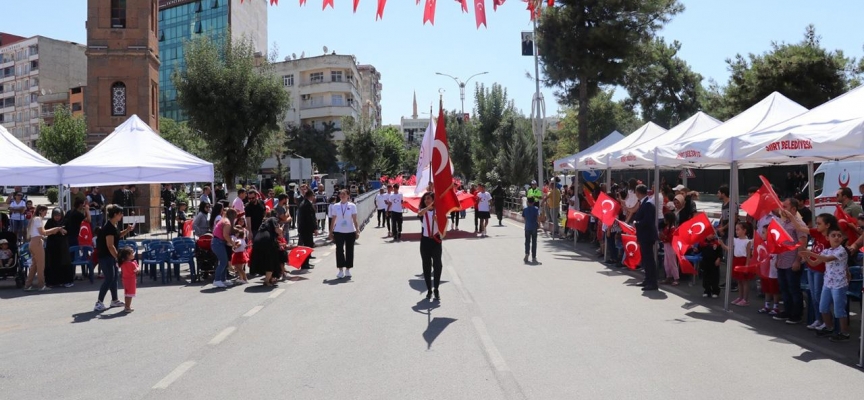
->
xmin=432 ymin=105 xmax=460 ymax=239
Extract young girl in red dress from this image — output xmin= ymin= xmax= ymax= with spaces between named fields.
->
xmin=231 ymin=230 xmax=249 ymax=284
xmin=119 ymin=247 xmax=138 ymax=313
xmin=721 ymin=222 xmax=754 ymax=306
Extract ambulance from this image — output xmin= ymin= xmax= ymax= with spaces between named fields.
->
xmin=803 ymin=161 xmax=864 ymax=216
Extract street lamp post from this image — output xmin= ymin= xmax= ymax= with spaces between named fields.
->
xmin=531 ymin=6 xmax=546 ymax=191
xmin=435 ymin=71 xmax=489 ymax=119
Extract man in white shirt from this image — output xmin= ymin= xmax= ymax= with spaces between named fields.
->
xmin=476 ymin=183 xmax=492 ymax=237
xmin=389 ymin=184 xmax=404 ymax=241
xmin=232 ymin=188 xmax=247 ymax=213
xmin=375 ymin=187 xmax=390 ymax=230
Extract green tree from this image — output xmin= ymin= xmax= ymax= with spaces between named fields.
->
xmin=340 ymin=117 xmax=378 ymax=181
xmin=495 ymin=115 xmax=535 ymax=186
xmin=36 ymin=105 xmax=87 ymax=164
xmin=724 ymin=25 xmax=857 ymax=114
xmin=285 ymin=122 xmax=339 ymax=174
xmin=374 ymin=126 xmax=407 ymax=176
xmin=551 ymin=89 xmax=641 ymax=162
xmin=159 ymin=118 xmax=209 ymax=160
xmin=472 ymin=83 xmax=513 ymax=180
xmin=447 ymin=111 xmax=475 ymax=180
xmin=173 ymin=33 xmax=289 ymax=186
xmin=537 ymin=0 xmax=683 ymax=151
xmin=623 ymin=38 xmax=703 ymax=128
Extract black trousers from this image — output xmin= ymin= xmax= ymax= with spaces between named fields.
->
xmin=702 ymin=264 xmax=720 ymax=295
xmin=474 ymin=208 xmax=479 ymax=230
xmin=333 ymin=232 xmax=355 ymax=269
xmin=391 ymin=212 xmax=403 ymax=239
xmin=377 ymin=209 xmax=390 ymax=230
xmin=420 ymin=236 xmax=442 ymax=292
xmin=165 ymin=207 xmax=176 ymax=231
xmin=495 ymin=203 xmax=504 ymax=223
xmin=298 ymin=229 xmax=315 ymax=268
xmin=640 ymin=241 xmax=658 ymax=288
xmin=450 ymin=211 xmax=459 ymax=228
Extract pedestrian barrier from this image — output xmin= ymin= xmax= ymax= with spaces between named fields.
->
xmin=354 ymin=191 xmax=377 ymax=232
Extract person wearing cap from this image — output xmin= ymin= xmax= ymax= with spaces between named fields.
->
xmin=526 ymin=180 xmax=542 ymax=205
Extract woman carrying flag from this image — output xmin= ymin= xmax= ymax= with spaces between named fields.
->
xmin=417 ymin=192 xmax=442 ymax=301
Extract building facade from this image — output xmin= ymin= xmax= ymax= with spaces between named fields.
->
xmin=158 ymin=0 xmax=267 ymax=122
xmin=357 ymin=64 xmax=382 ymax=129
xmin=272 ymin=54 xmax=369 ymax=141
xmin=38 ymin=86 xmax=86 ymax=126
xmin=0 ymin=34 xmax=86 ymax=147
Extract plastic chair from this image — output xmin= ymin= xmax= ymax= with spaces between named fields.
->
xmin=141 ymin=243 xmax=174 ymax=284
xmin=171 ymin=242 xmax=196 ymax=282
xmin=172 ymin=237 xmax=195 ymax=247
xmin=69 ymin=246 xmax=95 ymax=283
xmin=846 ymin=266 xmax=863 ymax=316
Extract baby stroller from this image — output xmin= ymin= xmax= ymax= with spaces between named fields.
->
xmin=0 ymin=231 xmax=25 ymax=288
xmin=195 ymin=234 xmax=217 ymax=280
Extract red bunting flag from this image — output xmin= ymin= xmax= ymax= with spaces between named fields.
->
xmin=741 ymin=175 xmax=783 ymax=220
xmin=765 ymin=219 xmax=800 ymax=254
xmin=353 ymin=0 xmax=360 ymax=12
xmin=299 ymin=0 xmax=306 ymax=5
xmin=323 ymin=0 xmax=334 ymax=9
xmin=456 ymin=0 xmax=468 ymax=12
xmin=566 ymin=209 xmax=589 ymax=232
xmin=423 ymin=0 xmax=437 ymax=24
xmin=493 ymin=0 xmax=504 ymax=10
xmin=621 ymin=234 xmax=640 ymax=270
xmin=288 ymin=246 xmax=314 ymax=269
xmin=583 ymin=187 xmax=595 ymax=208
xmin=474 ymin=0 xmax=487 ymax=28
xmin=271 ymin=0 xmax=279 ymax=4
xmin=78 ymin=220 xmax=93 ymax=247
xmin=617 ymin=220 xmax=636 ymax=236
xmin=546 ymin=0 xmax=553 ymax=6
xmin=590 ymin=191 xmax=620 ymax=227
xmin=432 ymin=105 xmax=461 ymax=238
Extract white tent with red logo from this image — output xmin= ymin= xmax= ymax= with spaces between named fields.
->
xmin=608 ymin=112 xmax=721 ymax=170
xmin=552 ymin=130 xmax=624 ymax=172
xmin=658 ymin=92 xmax=808 ymax=169
xmin=577 ymin=122 xmax=667 ymax=170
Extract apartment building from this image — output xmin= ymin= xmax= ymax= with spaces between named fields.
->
xmin=357 ymin=64 xmax=382 ymax=129
xmin=0 ymin=34 xmax=87 ymax=147
xmin=37 ymin=86 xmax=86 ymax=126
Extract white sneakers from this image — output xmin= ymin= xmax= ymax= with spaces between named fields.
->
xmin=110 ymin=300 xmax=125 ymax=307
xmin=807 ymin=320 xmax=826 ymax=331
xmin=345 ymin=269 xmax=352 ymax=278
xmin=213 ymin=281 xmax=226 ymax=288
xmin=336 ymin=269 xmax=345 ymax=279
xmin=93 ymin=300 xmax=125 ymax=311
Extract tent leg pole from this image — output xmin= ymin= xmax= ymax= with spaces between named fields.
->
xmin=807 ymin=162 xmax=815 ymax=225
xmin=723 ymin=162 xmax=738 ymax=312
xmin=858 ymin=299 xmax=863 ymax=368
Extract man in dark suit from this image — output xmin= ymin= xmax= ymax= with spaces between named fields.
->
xmin=297 ymin=190 xmax=318 ymax=270
xmin=632 ymin=184 xmax=659 ymax=291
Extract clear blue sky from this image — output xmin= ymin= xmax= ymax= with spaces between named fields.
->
xmin=3 ymin=0 xmax=862 ymax=125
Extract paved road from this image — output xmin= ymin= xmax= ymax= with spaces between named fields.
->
xmin=1 ymin=212 xmax=861 ymax=399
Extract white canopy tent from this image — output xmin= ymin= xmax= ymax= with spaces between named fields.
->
xmin=658 ymin=92 xmax=808 ymax=169
xmin=733 ymin=85 xmax=864 ymax=167
xmin=553 ymin=130 xmax=625 ymax=172
xmin=610 ymin=112 xmax=721 ymax=170
xmin=0 ymin=125 xmax=62 ymax=185
xmin=578 ymin=122 xmax=668 ymax=170
xmin=61 ymin=115 xmax=214 ymax=186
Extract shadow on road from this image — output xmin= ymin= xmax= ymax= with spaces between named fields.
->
xmin=408 ymin=279 xmax=448 ymax=294
xmin=323 ymin=278 xmax=353 ymax=285
xmin=411 ymin=299 xmax=455 ymax=350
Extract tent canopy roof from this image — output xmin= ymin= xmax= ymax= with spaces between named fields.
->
xmin=553 ymin=130 xmax=625 ymax=172
xmin=0 ymin=124 xmax=61 ymax=185
xmin=578 ymin=122 xmax=668 ymax=169
xmin=609 ymin=112 xmax=721 ymax=169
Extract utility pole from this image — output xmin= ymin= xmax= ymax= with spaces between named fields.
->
xmin=435 ymin=71 xmax=488 ymax=122
xmin=531 ymin=4 xmax=546 ymax=189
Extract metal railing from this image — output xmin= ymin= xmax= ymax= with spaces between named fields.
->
xmin=354 ymin=191 xmax=377 ymax=232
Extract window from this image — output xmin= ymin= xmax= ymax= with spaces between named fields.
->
xmin=283 ymin=74 xmax=294 ymax=87
xmin=71 ymin=102 xmax=82 ymax=112
xmin=331 ymin=71 xmax=343 ymax=82
xmin=812 ymin=172 xmax=824 ymax=197
xmin=194 ymin=20 xmax=202 ymax=34
xmin=331 ymin=94 xmax=343 ymax=106
xmin=111 ymin=0 xmax=127 ymax=28
xmin=151 ymin=80 xmax=157 ymax=117
xmin=195 ymin=0 xmax=203 ymax=12
xmin=212 ymin=0 xmax=219 ymax=8
xmin=71 ymin=86 xmax=81 ymax=94
xmin=30 ymin=93 xmax=38 ymax=103
xmin=310 ymin=72 xmax=323 ymax=83
xmin=30 ymin=60 xmax=38 ymax=71
xmin=111 ymin=82 xmax=126 ymax=116
xmin=159 ymin=30 xmax=165 ymax=42
xmin=310 ymin=95 xmax=324 ymax=106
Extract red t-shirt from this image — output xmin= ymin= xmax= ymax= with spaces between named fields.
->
xmin=807 ymin=228 xmax=827 ymax=273
xmin=661 ymin=226 xmax=674 ymax=244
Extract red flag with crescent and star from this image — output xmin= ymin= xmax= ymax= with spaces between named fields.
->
xmin=432 ymin=104 xmax=460 ymax=239
xmin=616 ymin=220 xmax=636 ymax=236
xmin=590 ymin=191 xmax=620 ymax=227
xmin=423 ymin=0 xmax=437 ymax=24
xmin=621 ymin=234 xmax=640 ymax=270
xmin=766 ymin=219 xmax=800 ymax=254
xmin=736 ymin=232 xmax=769 ymax=276
xmin=741 ymin=175 xmax=783 ymax=220
xmin=566 ymin=209 xmax=589 ymax=232
xmin=672 ymin=212 xmax=713 ymax=275
xmin=834 ymin=205 xmax=860 ymax=244
xmin=474 ymin=0 xmax=487 ymax=28
xmin=288 ymin=246 xmax=314 ymax=269
xmin=78 ymin=221 xmax=93 ymax=247
xmin=583 ymin=187 xmax=595 ymax=208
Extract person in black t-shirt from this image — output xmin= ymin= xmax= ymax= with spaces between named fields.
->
xmin=162 ymin=184 xmax=177 ymax=232
xmin=244 ymin=190 xmax=267 ymax=234
xmin=64 ymin=198 xmax=91 ymax=249
xmin=94 ymin=205 xmax=133 ymax=312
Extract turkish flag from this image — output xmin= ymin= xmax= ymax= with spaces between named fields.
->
xmin=288 ymin=246 xmax=314 ymax=269
xmin=432 ymin=106 xmax=461 ymax=238
xmin=456 ymin=0 xmax=468 ymax=12
xmin=354 ymin=0 xmax=360 ymax=12
xmin=78 ymin=221 xmax=93 ymax=247
xmin=493 ymin=0 xmax=504 ymax=10
xmin=474 ymin=0 xmax=487 ymax=28
xmin=670 ymin=236 xmax=697 ymax=275
xmin=322 ymin=0 xmax=334 ymax=9
xmin=617 ymin=220 xmax=636 ymax=236
xmin=583 ymin=187 xmax=595 ymax=208
xmin=423 ymin=0 xmax=437 ymax=24
xmin=736 ymin=232 xmax=768 ymax=276
xmin=741 ymin=175 xmax=783 ymax=220
xmin=766 ymin=219 xmax=800 ymax=254
xmin=566 ymin=209 xmax=589 ymax=232
xmin=182 ymin=220 xmax=193 ymax=237
xmin=834 ymin=205 xmax=860 ymax=244
xmin=590 ymin=191 xmax=620 ymax=227
xmin=621 ymin=234 xmax=640 ymax=270
xmin=674 ymin=212 xmax=714 ymax=246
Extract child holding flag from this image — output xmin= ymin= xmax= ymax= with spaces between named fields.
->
xmin=417 ymin=192 xmax=442 ymax=301
xmin=719 ymin=222 xmax=754 ymax=306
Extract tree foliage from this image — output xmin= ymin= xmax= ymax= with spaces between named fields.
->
xmin=623 ymin=38 xmax=703 ymax=128
xmin=159 ymin=118 xmax=209 ymax=160
xmin=551 ymin=90 xmax=641 ymax=162
xmin=285 ymin=122 xmax=339 ymax=174
xmin=340 ymin=118 xmax=406 ymax=181
xmin=446 ymin=111 xmax=475 ymax=181
xmin=472 ymin=83 xmax=514 ymax=181
xmin=36 ymin=104 xmax=87 ymax=164
xmin=173 ymin=33 xmax=289 ymax=186
xmin=723 ymin=25 xmax=858 ymax=114
xmin=494 ymin=115 xmax=536 ymax=186
xmin=537 ymin=0 xmax=683 ymax=150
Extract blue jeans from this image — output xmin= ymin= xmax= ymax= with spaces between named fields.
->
xmin=819 ymin=286 xmax=848 ymax=318
xmin=806 ymin=270 xmax=824 ymax=323
xmin=211 ymin=237 xmax=229 ymax=282
xmin=777 ymin=268 xmax=803 ymax=320
xmin=11 ymin=219 xmax=26 ymax=241
xmin=97 ymin=256 xmax=118 ymax=303
xmin=524 ymin=229 xmax=537 ymax=258
xmin=91 ymin=214 xmax=104 ymax=231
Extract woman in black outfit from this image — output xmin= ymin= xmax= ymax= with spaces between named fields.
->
xmin=44 ymin=208 xmax=74 ymax=287
xmin=417 ymin=192 xmax=442 ymax=301
xmin=250 ymin=217 xmax=283 ymax=286
xmin=297 ymin=190 xmax=318 ymax=269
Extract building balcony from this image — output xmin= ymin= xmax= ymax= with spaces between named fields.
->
xmin=298 ymin=80 xmax=359 ymax=98
xmin=298 ymin=104 xmax=358 ymax=120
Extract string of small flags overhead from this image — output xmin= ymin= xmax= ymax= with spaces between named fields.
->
xmin=240 ymin=0 xmax=549 ymax=28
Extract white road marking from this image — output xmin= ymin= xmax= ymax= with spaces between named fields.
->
xmin=268 ymin=288 xmax=286 ymax=299
xmin=243 ymin=306 xmax=264 ymax=317
xmin=504 ymin=221 xmax=524 ymax=229
xmin=208 ymin=326 xmax=236 ymax=345
xmin=152 ymin=361 xmax=196 ymax=389
xmin=319 ymin=252 xmax=332 ymax=257
xmin=445 ymin=264 xmax=473 ymax=304
xmin=472 ymin=317 xmax=510 ymax=372
xmin=310 ymin=259 xmax=322 ymax=265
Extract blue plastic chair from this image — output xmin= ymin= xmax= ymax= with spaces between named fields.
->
xmin=846 ymin=266 xmax=863 ymax=316
xmin=141 ymin=243 xmax=174 ymax=284
xmin=69 ymin=246 xmax=95 ymax=283
xmin=172 ymin=237 xmax=195 ymax=247
xmin=171 ymin=242 xmax=196 ymax=283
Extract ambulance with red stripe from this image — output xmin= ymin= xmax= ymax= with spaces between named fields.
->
xmin=803 ymin=161 xmax=864 ymax=215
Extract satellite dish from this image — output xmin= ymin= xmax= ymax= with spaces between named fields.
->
xmin=292 ymin=53 xmax=296 ymax=59
xmin=284 ymin=56 xmax=290 ymax=61
xmin=40 ymin=89 xmax=45 ymax=95
xmin=300 ymin=51 xmax=305 ymax=58
xmin=323 ymin=45 xmax=328 ymax=54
